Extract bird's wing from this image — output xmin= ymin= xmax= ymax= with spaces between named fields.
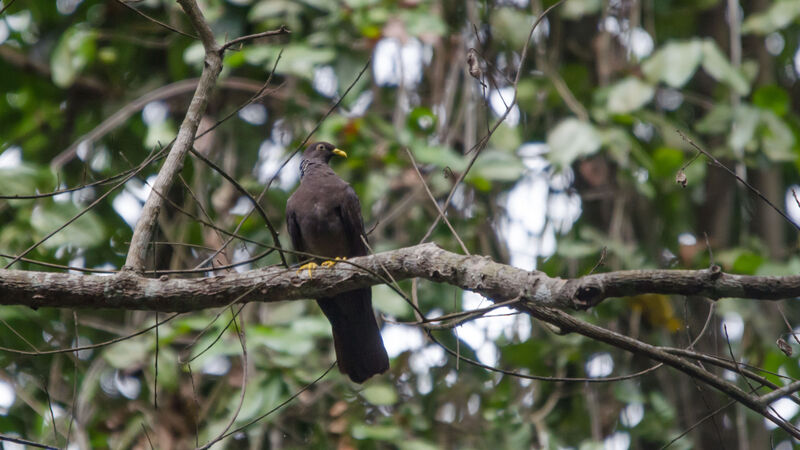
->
xmin=336 ymin=185 xmax=368 ymax=257
xmin=286 ymin=204 xmax=306 ymax=255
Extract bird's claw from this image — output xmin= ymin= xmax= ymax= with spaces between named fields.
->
xmin=320 ymin=257 xmax=346 ymax=269
xmin=297 ymin=262 xmax=318 ymax=278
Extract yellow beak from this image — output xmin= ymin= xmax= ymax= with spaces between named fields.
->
xmin=332 ymin=148 xmax=348 ymax=158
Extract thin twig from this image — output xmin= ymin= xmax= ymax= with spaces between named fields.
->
xmin=220 ymin=25 xmax=290 ymax=53
xmin=677 ymin=130 xmax=800 ymax=231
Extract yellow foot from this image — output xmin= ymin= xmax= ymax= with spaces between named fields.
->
xmin=297 ymin=262 xmax=318 ymax=278
xmin=320 ymin=257 xmax=347 ymax=269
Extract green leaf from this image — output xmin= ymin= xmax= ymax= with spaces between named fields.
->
xmin=732 ymin=251 xmax=764 ymax=275
xmin=561 ymin=0 xmax=602 ymax=19
xmin=742 ymin=1 xmax=800 ymax=34
xmin=546 ymin=118 xmax=601 ymax=167
xmin=351 ymin=423 xmax=403 ymax=440
xmin=642 ymin=40 xmax=703 ymax=88
xmin=103 ymin=338 xmax=150 ymax=369
xmin=51 ymin=26 xmax=97 ymax=88
xmin=753 ymin=84 xmax=790 ymax=116
xmin=700 ymin=40 xmax=749 ymax=95
xmin=30 ymin=202 xmax=106 ymax=249
xmin=250 ymin=326 xmax=315 ymax=356
xmin=361 ymin=383 xmax=398 ymax=405
xmin=410 ymin=144 xmax=467 ymax=171
xmin=728 ymin=105 xmax=760 ymax=155
xmin=244 ymin=44 xmax=336 ymax=78
xmin=467 ymin=150 xmax=525 ymax=182
xmin=490 ymin=8 xmax=535 ymax=49
xmin=759 ymin=110 xmax=795 ymax=162
xmin=606 ymin=77 xmax=655 ymax=113
xmin=0 ymin=165 xmax=39 ymax=196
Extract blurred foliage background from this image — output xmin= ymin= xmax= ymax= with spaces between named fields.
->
xmin=2 ymin=0 xmax=800 ymax=448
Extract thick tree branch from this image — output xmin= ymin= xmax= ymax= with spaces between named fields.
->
xmin=3 ymin=243 xmax=800 ymax=312
xmin=124 ymin=0 xmax=222 ymax=271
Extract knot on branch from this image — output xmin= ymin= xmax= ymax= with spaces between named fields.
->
xmin=572 ymin=282 xmax=603 ymax=310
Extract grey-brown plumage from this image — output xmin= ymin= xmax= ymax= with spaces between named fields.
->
xmin=286 ymin=141 xmax=389 ymax=383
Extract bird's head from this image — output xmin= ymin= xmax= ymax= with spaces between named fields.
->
xmin=302 ymin=141 xmax=348 ymax=164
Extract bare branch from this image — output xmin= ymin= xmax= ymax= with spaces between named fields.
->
xmin=4 ymin=243 xmax=800 ymax=312
xmin=124 ymin=0 xmax=223 ymax=272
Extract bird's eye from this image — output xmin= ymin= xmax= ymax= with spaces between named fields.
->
xmin=317 ymin=144 xmax=324 ymax=151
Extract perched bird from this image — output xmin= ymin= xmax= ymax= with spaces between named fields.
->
xmin=285 ymin=141 xmax=389 ymax=383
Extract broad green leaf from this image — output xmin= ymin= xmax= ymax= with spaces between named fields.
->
xmin=606 ymin=77 xmax=655 ymax=113
xmin=468 ymin=150 xmax=525 ymax=182
xmin=0 ymin=165 xmax=39 ymax=196
xmin=351 ymin=423 xmax=403 ymax=440
xmin=244 ymin=44 xmax=336 ymax=78
xmin=490 ymin=8 xmax=535 ymax=49
xmin=753 ymin=84 xmax=790 ymax=116
xmin=728 ymin=105 xmax=760 ymax=155
xmin=561 ymin=0 xmax=602 ymax=19
xmin=700 ymin=40 xmax=749 ymax=95
xmin=546 ymin=118 xmax=601 ymax=167
xmin=51 ymin=26 xmax=97 ymax=88
xmin=742 ymin=1 xmax=800 ymax=34
xmin=410 ymin=144 xmax=467 ymax=171
xmin=361 ymin=383 xmax=398 ymax=405
xmin=642 ymin=40 xmax=703 ymax=88
xmin=373 ymin=284 xmax=411 ymax=316
xmin=696 ymin=104 xmax=733 ymax=134
xmin=30 ymin=202 xmax=106 ymax=249
xmin=103 ymin=338 xmax=150 ymax=369
xmin=759 ymin=110 xmax=795 ymax=161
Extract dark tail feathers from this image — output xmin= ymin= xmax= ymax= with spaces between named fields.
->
xmin=317 ymin=288 xmax=389 ymax=383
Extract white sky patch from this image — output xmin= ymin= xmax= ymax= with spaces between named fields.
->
xmin=113 ymin=189 xmax=144 ymax=228
xmin=256 ymin=140 xmax=301 ymax=190
xmin=373 ymin=37 xmax=428 ymax=87
xmin=2 ymin=437 xmax=25 ymax=450
xmin=6 ymin=10 xmax=30 ymax=32
xmin=228 ymin=196 xmax=253 ymax=216
xmin=586 ymin=352 xmax=614 ymax=377
xmin=656 ymin=88 xmax=684 ymax=111
xmin=467 ymin=393 xmax=480 ymax=415
xmin=764 ymin=397 xmax=800 ymax=430
xmin=766 ymin=32 xmax=785 ymax=56
xmin=0 ymin=380 xmax=15 ymax=415
xmin=342 ymin=90 xmax=374 ymax=118
xmin=678 ymin=232 xmax=697 ymax=246
xmin=417 ymin=372 xmax=433 ymax=395
xmin=202 ymin=354 xmax=231 ymax=376
xmin=547 ymin=192 xmax=582 ymax=234
xmin=604 ymin=431 xmax=631 ymax=450
xmin=231 ymin=245 xmax=252 ymax=273
xmin=436 ymin=402 xmax=456 ymax=423
xmin=409 ymin=345 xmax=446 ymax=374
xmin=142 ymin=101 xmax=168 ymax=126
xmin=456 ymin=291 xmax=529 ymax=367
xmin=382 ymin=323 xmax=425 ymax=358
xmin=56 ymin=0 xmax=83 ymax=15
xmin=238 ymin=103 xmax=267 ymax=125
xmin=114 ymin=371 xmax=141 ymax=399
xmin=488 ymin=87 xmax=520 ymax=127
xmin=620 ymin=402 xmax=644 ymax=427
xmin=71 ymin=336 xmax=93 ymax=360
xmin=785 ymin=186 xmax=800 ymax=227
xmin=112 ymin=190 xmax=142 ymax=228
xmin=0 ymin=20 xmax=8 ymax=46
xmin=0 ymin=146 xmax=21 ymax=168
xmin=721 ymin=311 xmax=744 ymax=342
xmin=633 ymin=121 xmax=654 ymax=142
xmin=313 ymin=65 xmax=338 ymax=98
